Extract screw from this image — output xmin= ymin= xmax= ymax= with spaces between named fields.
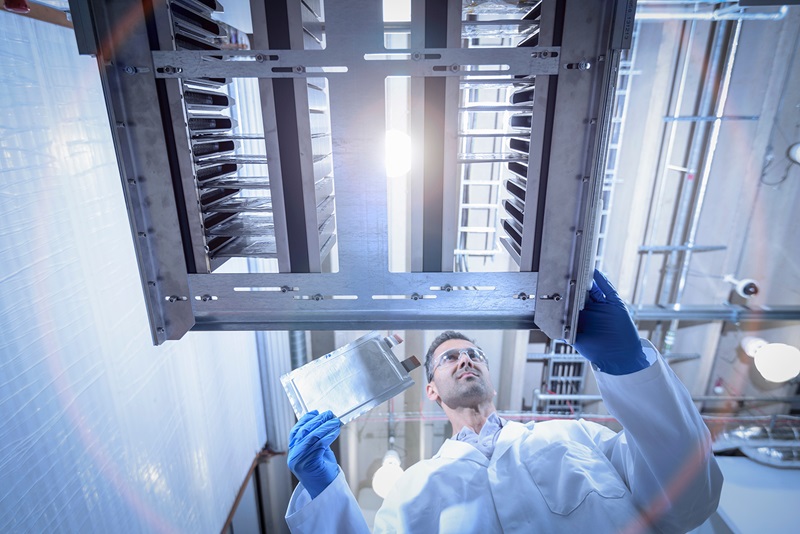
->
xmin=518 ymin=292 xmax=529 ymax=300
xmin=255 ymin=54 xmax=266 ymax=63
xmin=553 ymin=294 xmax=562 ymax=301
xmin=312 ymin=293 xmax=323 ymax=301
xmin=137 ymin=232 xmax=146 ymax=237
xmin=200 ymin=294 xmax=213 ymax=302
xmin=449 ymin=64 xmax=459 ymax=72
xmin=157 ymin=327 xmax=165 ymax=334
xmin=124 ymin=66 xmax=137 ymax=74
xmin=578 ymin=60 xmax=591 ymax=71
xmin=294 ymin=65 xmax=305 ymax=73
xmin=127 ymin=178 xmax=137 ymax=185
xmin=411 ymin=52 xmax=421 ymax=61
xmin=541 ymin=51 xmax=549 ymax=58
xmin=410 ymin=293 xmax=421 ymax=301
xmin=281 ymin=285 xmax=291 ymax=293
xmin=443 ymin=284 xmax=453 ymax=292
xmin=147 ymin=281 xmax=156 ymax=287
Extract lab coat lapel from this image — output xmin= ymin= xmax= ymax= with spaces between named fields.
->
xmin=490 ymin=421 xmax=529 ymax=463
xmin=435 ymin=438 xmax=490 ymax=467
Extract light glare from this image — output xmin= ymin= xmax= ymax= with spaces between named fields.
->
xmin=754 ymin=343 xmax=800 ymax=383
xmin=385 ymin=129 xmax=412 ymax=178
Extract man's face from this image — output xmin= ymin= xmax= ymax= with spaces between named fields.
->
xmin=426 ymin=339 xmax=495 ymax=409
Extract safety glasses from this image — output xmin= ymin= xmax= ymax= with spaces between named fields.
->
xmin=429 ymin=347 xmax=487 ymax=380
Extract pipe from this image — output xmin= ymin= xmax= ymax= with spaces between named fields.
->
xmin=657 ymin=21 xmax=730 ymax=319
xmin=289 ymin=330 xmax=308 ymax=370
xmin=533 ymin=390 xmax=800 ymax=404
xmin=672 ymin=20 xmax=742 ymax=310
xmin=636 ymin=5 xmax=787 ymax=21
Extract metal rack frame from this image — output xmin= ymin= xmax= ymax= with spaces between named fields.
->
xmin=70 ymin=0 xmax=635 ymax=344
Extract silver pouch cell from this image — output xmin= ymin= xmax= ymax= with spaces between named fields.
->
xmin=280 ymin=331 xmax=421 ymax=425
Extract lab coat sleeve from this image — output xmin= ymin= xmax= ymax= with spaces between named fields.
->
xmin=285 ymin=468 xmax=371 ymax=534
xmin=587 ymin=340 xmax=723 ymax=533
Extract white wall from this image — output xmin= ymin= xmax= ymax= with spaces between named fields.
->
xmin=0 ymin=13 xmax=265 ymax=533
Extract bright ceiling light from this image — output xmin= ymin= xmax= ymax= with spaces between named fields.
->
xmin=741 ymin=336 xmax=800 ymax=383
xmin=372 ymin=449 xmax=404 ymax=498
xmin=385 ymin=129 xmax=412 ymax=178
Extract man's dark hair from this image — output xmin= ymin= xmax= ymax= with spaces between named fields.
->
xmin=425 ymin=330 xmax=475 ymax=383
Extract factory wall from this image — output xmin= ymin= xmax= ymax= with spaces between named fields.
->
xmin=0 ymin=13 xmax=265 ymax=533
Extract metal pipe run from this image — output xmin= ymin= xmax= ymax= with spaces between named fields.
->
xmin=672 ymin=20 xmax=742 ymax=308
xmin=533 ymin=390 xmax=800 ymax=405
xmin=636 ymin=5 xmax=787 ymax=22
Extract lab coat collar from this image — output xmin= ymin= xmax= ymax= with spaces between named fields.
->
xmin=435 ymin=420 xmax=530 ymax=466
xmin=435 ymin=437 xmax=491 ymax=466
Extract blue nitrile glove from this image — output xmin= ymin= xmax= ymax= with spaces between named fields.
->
xmin=572 ymin=270 xmax=649 ymax=375
xmin=287 ymin=410 xmax=341 ymax=499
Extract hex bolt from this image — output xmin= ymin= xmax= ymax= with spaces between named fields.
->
xmin=124 ymin=66 xmax=137 ymax=75
xmin=578 ymin=60 xmax=591 ymax=70
xmin=569 ymin=280 xmax=576 ymax=287
xmin=410 ymin=293 xmax=421 ymax=301
xmin=200 ymin=294 xmax=213 ymax=302
xmin=541 ymin=51 xmax=549 ymax=58
xmin=127 ymin=178 xmax=137 ymax=185
xmin=116 ymin=121 xmax=126 ymax=128
xmin=255 ymin=54 xmax=266 ymax=63
xmin=582 ymin=176 xmax=590 ymax=183
xmin=539 ymin=293 xmax=562 ymax=301
xmin=563 ymin=326 xmax=571 ymax=336
xmin=166 ymin=295 xmax=178 ymax=302
xmin=411 ymin=52 xmax=421 ymax=61
xmin=156 ymin=327 xmax=165 ymax=334
xmin=147 ymin=281 xmax=156 ymax=287
xmin=443 ymin=284 xmax=453 ymax=292
xmin=575 ymin=230 xmax=583 ymax=236
xmin=312 ymin=294 xmax=323 ymax=301
xmin=598 ymin=55 xmax=605 ymax=62
xmin=137 ymin=232 xmax=147 ymax=237
xmin=517 ymin=292 xmax=529 ymax=300
xmin=449 ymin=64 xmax=459 ymax=72
xmin=589 ymin=118 xmax=597 ymax=125
xmin=281 ymin=285 xmax=291 ymax=293
xmin=294 ymin=65 xmax=305 ymax=73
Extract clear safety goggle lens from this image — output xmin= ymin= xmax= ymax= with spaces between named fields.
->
xmin=433 ymin=347 xmax=487 ymax=371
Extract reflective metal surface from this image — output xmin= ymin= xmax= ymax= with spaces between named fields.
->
xmin=281 ymin=332 xmax=417 ymax=424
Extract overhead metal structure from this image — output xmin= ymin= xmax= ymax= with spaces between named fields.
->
xmin=68 ymin=0 xmax=636 ymax=344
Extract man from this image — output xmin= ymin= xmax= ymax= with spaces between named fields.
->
xmin=285 ymin=271 xmax=723 ymax=533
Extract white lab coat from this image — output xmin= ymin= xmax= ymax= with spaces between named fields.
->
xmin=286 ymin=343 xmax=722 ymax=533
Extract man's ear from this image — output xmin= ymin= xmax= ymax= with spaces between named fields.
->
xmin=426 ymin=382 xmax=440 ymax=403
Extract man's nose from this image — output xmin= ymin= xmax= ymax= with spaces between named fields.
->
xmin=457 ymin=352 xmax=474 ymax=368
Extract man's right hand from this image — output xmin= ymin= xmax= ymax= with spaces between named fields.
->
xmin=287 ymin=410 xmax=341 ymax=499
